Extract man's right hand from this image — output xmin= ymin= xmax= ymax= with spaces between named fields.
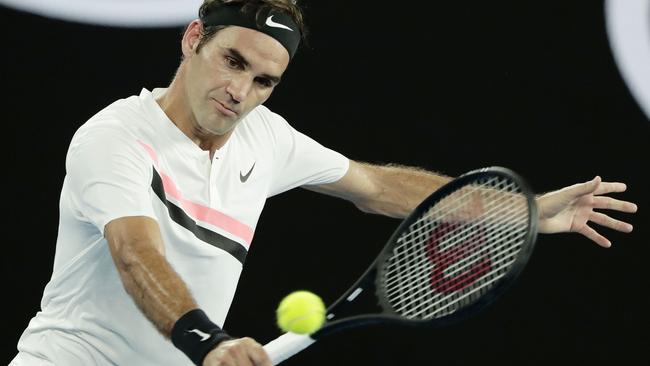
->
xmin=203 ymin=337 xmax=272 ymax=366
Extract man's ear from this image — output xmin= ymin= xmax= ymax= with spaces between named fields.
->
xmin=181 ymin=19 xmax=203 ymax=58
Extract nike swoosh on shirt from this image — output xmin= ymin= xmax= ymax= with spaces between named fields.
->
xmin=187 ymin=329 xmax=211 ymax=342
xmin=240 ymin=162 xmax=256 ymax=183
xmin=265 ymin=15 xmax=293 ymax=31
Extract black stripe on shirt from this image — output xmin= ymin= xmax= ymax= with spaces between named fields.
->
xmin=151 ymin=167 xmax=247 ymax=265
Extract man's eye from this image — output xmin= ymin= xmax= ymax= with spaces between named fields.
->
xmin=225 ymin=56 xmax=241 ymax=69
xmin=255 ymin=78 xmax=273 ymax=88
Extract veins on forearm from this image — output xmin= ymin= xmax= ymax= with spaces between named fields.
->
xmin=115 ymin=244 xmax=196 ymax=338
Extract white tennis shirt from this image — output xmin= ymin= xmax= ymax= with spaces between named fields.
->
xmin=13 ymin=88 xmax=349 ymax=365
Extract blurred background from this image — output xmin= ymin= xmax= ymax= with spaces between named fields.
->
xmin=2 ymin=1 xmax=649 ymax=365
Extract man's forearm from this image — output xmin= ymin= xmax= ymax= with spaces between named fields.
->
xmin=105 ymin=217 xmax=197 ymax=338
xmin=111 ymin=243 xmax=198 ymax=337
xmin=105 ymin=217 xmax=236 ymax=365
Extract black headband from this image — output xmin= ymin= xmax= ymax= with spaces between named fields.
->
xmin=200 ymin=3 xmax=301 ymax=59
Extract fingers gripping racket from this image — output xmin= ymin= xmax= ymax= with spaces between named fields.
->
xmin=264 ymin=166 xmax=538 ymax=364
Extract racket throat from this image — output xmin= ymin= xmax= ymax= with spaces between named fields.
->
xmin=326 ymin=270 xmax=381 ymax=322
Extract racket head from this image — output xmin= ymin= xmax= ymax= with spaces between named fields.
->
xmin=263 ymin=167 xmax=538 ymax=365
xmin=374 ymin=166 xmax=538 ymax=327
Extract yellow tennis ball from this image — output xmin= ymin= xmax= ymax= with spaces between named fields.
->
xmin=276 ymin=290 xmax=326 ymax=335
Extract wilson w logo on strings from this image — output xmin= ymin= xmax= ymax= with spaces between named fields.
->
xmin=425 ymin=222 xmax=492 ymax=294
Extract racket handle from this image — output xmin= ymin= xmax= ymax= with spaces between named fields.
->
xmin=263 ymin=332 xmax=316 ymax=365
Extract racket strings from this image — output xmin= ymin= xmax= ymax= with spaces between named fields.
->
xmin=386 ymin=217 xmax=525 ymax=317
xmin=379 ymin=176 xmax=530 ymax=320
xmin=406 ymin=243 xmax=524 ymax=319
xmin=383 ymin=187 xmax=527 ymax=290
xmin=386 ymin=226 xmax=517 ymax=318
xmin=384 ymin=226 xmax=523 ymax=300
xmin=401 ymin=203 xmax=526 ymax=317
xmin=427 ymin=202 xmax=527 ymax=280
xmin=387 ymin=182 xmax=527 ymax=317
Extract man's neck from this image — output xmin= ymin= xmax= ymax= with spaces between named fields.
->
xmin=156 ymin=71 xmax=230 ymax=157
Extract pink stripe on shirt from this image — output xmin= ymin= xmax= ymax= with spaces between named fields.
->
xmin=137 ymin=140 xmax=253 ymax=247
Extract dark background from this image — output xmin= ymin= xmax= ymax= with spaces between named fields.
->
xmin=2 ymin=1 xmax=649 ymax=365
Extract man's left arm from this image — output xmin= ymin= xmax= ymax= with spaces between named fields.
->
xmin=307 ymin=161 xmax=638 ymax=248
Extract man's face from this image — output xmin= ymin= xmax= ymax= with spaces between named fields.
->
xmin=184 ymin=25 xmax=290 ymax=136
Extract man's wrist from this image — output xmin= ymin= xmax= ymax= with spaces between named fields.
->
xmin=171 ymin=308 xmax=232 ymax=365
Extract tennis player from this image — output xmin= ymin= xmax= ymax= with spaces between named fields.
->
xmin=10 ymin=1 xmax=638 ymax=365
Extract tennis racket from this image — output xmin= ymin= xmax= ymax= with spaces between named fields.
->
xmin=263 ymin=166 xmax=538 ymax=364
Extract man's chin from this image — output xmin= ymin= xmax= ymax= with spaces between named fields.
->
xmin=199 ymin=123 xmax=237 ymax=138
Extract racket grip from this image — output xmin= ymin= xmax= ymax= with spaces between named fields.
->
xmin=263 ymin=332 xmax=316 ymax=365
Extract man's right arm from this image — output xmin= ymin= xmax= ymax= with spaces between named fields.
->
xmin=105 ymin=216 xmax=197 ymax=336
xmin=104 ymin=216 xmax=271 ymax=366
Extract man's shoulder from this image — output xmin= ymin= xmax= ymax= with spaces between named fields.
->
xmin=79 ymin=91 xmax=152 ymax=134
xmin=69 ymin=92 xmax=154 ymax=151
xmin=91 ymin=93 xmax=147 ymax=124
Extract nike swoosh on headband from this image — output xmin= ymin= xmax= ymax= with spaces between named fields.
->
xmin=265 ymin=15 xmax=293 ymax=31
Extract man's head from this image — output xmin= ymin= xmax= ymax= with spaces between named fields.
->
xmin=173 ymin=0 xmax=307 ymax=143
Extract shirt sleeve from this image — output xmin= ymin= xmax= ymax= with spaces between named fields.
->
xmin=267 ymin=112 xmax=350 ymax=197
xmin=65 ymin=120 xmax=156 ymax=234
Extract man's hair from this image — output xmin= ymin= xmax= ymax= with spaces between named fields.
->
xmin=196 ymin=0 xmax=308 ymax=54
